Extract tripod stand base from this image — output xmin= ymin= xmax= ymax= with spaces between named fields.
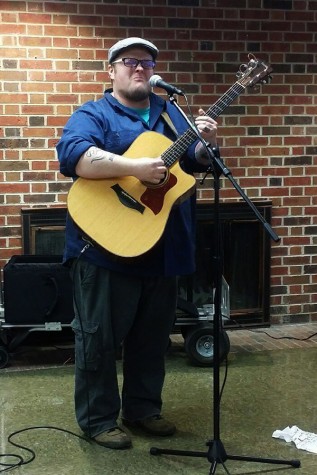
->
xmin=150 ymin=438 xmax=300 ymax=473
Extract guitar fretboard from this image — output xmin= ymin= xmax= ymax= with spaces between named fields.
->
xmin=162 ymin=81 xmax=246 ymax=168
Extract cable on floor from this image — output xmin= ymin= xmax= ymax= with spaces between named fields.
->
xmin=223 ymin=316 xmax=317 ymax=342
xmin=0 ymin=426 xmax=89 ymax=473
xmin=250 ymin=329 xmax=317 ymax=342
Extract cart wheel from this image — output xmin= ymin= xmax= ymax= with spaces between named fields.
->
xmin=184 ymin=324 xmax=230 ymax=367
xmin=0 ymin=346 xmax=9 ymax=369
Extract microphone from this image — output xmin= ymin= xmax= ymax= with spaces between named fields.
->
xmin=149 ymin=74 xmax=184 ymax=96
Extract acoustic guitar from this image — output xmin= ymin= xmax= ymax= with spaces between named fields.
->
xmin=68 ymin=54 xmax=272 ymax=257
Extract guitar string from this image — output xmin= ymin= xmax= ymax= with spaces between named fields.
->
xmin=162 ymin=82 xmax=246 ymax=168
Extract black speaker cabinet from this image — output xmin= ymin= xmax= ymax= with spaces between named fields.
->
xmin=3 ymin=255 xmax=74 ymax=324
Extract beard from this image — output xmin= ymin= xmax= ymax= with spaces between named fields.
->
xmin=124 ymin=84 xmax=151 ymax=102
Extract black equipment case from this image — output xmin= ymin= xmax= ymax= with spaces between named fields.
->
xmin=3 ymin=255 xmax=74 ymax=324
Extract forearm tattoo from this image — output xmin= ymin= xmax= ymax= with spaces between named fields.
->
xmin=86 ymin=147 xmax=115 ymax=164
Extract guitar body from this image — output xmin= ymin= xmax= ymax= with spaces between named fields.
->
xmin=68 ymin=131 xmax=196 ymax=257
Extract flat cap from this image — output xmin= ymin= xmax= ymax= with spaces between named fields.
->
xmin=108 ymin=37 xmax=159 ymax=63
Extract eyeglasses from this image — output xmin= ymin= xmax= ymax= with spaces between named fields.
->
xmin=111 ymin=58 xmax=156 ymax=70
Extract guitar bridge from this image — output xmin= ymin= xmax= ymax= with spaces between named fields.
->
xmin=111 ymin=184 xmax=145 ymax=214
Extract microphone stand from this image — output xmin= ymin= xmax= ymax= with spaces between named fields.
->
xmin=150 ymin=94 xmax=301 ymax=474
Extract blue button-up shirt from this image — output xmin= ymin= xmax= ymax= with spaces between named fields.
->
xmin=56 ymin=90 xmax=207 ymax=276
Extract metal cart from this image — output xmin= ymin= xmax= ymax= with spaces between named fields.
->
xmin=0 ymin=255 xmax=230 ymax=369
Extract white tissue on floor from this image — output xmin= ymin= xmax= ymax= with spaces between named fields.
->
xmin=272 ymin=426 xmax=317 ymax=454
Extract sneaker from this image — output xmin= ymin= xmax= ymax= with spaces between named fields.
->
xmin=123 ymin=415 xmax=176 ymax=436
xmin=92 ymin=427 xmax=132 ymax=449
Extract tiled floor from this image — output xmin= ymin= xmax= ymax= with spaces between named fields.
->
xmin=227 ymin=322 xmax=317 ymax=353
xmin=1 ymin=322 xmax=317 ymax=371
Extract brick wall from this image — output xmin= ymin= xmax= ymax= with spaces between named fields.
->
xmin=0 ymin=0 xmax=317 ymax=324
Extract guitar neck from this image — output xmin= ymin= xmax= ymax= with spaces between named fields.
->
xmin=162 ymin=80 xmax=246 ymax=168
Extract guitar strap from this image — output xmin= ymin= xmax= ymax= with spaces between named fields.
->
xmin=161 ymin=111 xmax=180 ymax=139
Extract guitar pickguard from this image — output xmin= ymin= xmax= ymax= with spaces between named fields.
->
xmin=141 ymin=173 xmax=177 ymax=215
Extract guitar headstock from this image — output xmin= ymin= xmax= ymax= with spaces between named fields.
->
xmin=236 ymin=53 xmax=273 ymax=88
